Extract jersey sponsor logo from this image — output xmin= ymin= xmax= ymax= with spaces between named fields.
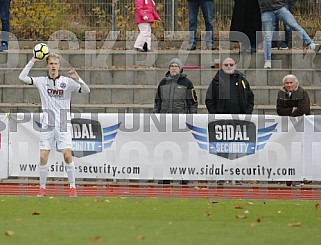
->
xmin=187 ymin=120 xmax=277 ymax=160
xmin=47 ymin=88 xmax=64 ymax=97
xmin=60 ymin=82 xmax=66 ymax=89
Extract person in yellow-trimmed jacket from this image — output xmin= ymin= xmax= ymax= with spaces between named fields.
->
xmin=205 ymin=57 xmax=254 ymax=115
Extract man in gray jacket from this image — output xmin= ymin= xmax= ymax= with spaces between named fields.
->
xmin=154 ymin=58 xmax=198 ymax=185
xmin=258 ymin=0 xmax=320 ymax=69
xmin=154 ymin=58 xmax=198 ymax=114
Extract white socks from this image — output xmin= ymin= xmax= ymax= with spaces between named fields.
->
xmin=65 ymin=162 xmax=76 ymax=188
xmin=39 ymin=164 xmax=48 ymax=189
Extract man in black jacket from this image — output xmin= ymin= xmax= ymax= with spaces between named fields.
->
xmin=205 ymin=58 xmax=254 ymax=115
xmin=205 ymin=57 xmax=254 ymax=186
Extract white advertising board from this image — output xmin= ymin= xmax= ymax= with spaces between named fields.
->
xmin=8 ymin=113 xmax=321 ymax=181
xmin=0 ymin=113 xmax=9 ymax=179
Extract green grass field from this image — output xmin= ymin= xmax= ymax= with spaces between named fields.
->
xmin=1 ymin=196 xmax=321 ymax=245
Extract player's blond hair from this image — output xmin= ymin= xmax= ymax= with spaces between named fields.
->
xmin=46 ymin=53 xmax=61 ymax=63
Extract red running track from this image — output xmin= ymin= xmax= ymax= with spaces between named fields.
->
xmin=0 ymin=184 xmax=321 ymax=200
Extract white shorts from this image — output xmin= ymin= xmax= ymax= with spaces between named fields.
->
xmin=39 ymin=125 xmax=72 ymax=150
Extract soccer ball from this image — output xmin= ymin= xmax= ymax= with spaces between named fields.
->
xmin=33 ymin=43 xmax=50 ymax=60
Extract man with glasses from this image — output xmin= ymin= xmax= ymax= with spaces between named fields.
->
xmin=154 ymin=58 xmax=198 ymax=185
xmin=205 ymin=57 xmax=254 ymax=115
xmin=154 ymin=58 xmax=198 ymax=114
xmin=205 ymin=58 xmax=254 ymax=185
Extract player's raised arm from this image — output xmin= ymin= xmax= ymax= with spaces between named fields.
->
xmin=18 ymin=57 xmax=42 ymax=85
xmin=67 ymin=69 xmax=90 ymax=93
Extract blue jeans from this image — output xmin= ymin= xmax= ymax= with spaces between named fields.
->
xmin=273 ymin=0 xmax=292 ymax=47
xmin=261 ymin=7 xmax=312 ymax=61
xmin=0 ymin=0 xmax=10 ymax=43
xmin=188 ymin=0 xmax=214 ymax=48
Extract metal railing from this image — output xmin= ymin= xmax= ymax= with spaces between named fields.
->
xmin=8 ymin=0 xmax=321 ymax=41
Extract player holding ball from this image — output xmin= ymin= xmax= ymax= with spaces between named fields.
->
xmin=18 ymin=49 xmax=90 ymax=197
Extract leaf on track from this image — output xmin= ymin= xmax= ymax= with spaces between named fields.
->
xmin=204 ymin=211 xmax=212 ymax=217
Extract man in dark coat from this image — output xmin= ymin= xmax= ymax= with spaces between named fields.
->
xmin=230 ymin=0 xmax=262 ymax=53
xmin=276 ymin=74 xmax=310 ymax=187
xmin=276 ymin=74 xmax=310 ymax=117
xmin=205 ymin=58 xmax=254 ymax=115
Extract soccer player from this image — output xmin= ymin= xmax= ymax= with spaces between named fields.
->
xmin=19 ymin=53 xmax=90 ymax=197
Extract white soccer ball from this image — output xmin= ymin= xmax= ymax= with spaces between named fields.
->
xmin=33 ymin=43 xmax=50 ymax=60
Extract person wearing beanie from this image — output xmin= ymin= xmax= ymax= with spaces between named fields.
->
xmin=154 ymin=58 xmax=198 ymax=114
xmin=154 ymin=58 xmax=198 ymax=185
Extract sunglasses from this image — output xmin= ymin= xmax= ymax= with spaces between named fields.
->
xmin=223 ymin=63 xmax=235 ymax=67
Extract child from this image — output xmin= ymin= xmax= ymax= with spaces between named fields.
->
xmin=134 ymin=0 xmax=160 ymax=52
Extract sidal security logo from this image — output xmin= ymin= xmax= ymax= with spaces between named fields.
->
xmin=187 ymin=119 xmax=277 ymax=160
xmin=36 ymin=118 xmax=121 ymax=158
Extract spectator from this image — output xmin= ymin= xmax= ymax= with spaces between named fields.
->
xmin=154 ymin=58 xmax=198 ymax=114
xmin=276 ymin=74 xmax=310 ymax=117
xmin=272 ymin=0 xmax=292 ymax=50
xmin=205 ymin=58 xmax=254 ymax=115
xmin=154 ymin=58 xmax=198 ymax=184
xmin=19 ymin=54 xmax=91 ymax=197
xmin=187 ymin=0 xmax=214 ymax=50
xmin=258 ymin=0 xmax=320 ymax=69
xmin=205 ymin=57 xmax=254 ymax=185
xmin=134 ymin=0 xmax=160 ymax=52
xmin=276 ymin=74 xmax=310 ymax=187
xmin=0 ymin=0 xmax=10 ymax=51
xmin=230 ymin=0 xmax=262 ymax=53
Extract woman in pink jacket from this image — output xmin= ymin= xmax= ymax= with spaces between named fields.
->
xmin=134 ymin=0 xmax=160 ymax=52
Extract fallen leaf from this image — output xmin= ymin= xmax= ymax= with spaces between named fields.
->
xmin=136 ymin=235 xmax=145 ymax=240
xmin=208 ymin=200 xmax=218 ymax=204
xmin=315 ymin=204 xmax=320 ymax=210
xmin=244 ymin=210 xmax=250 ymax=214
xmin=256 ymin=217 xmax=264 ymax=223
xmin=288 ymin=222 xmax=302 ymax=227
xmin=247 ymin=202 xmax=254 ymax=205
xmin=5 ymin=230 xmax=14 ymax=236
xmin=236 ymin=215 xmax=246 ymax=219
xmin=32 ymin=211 xmax=40 ymax=215
xmin=89 ymin=236 xmax=102 ymax=242
xmin=235 ymin=206 xmax=244 ymax=209
xmin=204 ymin=211 xmax=212 ymax=217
